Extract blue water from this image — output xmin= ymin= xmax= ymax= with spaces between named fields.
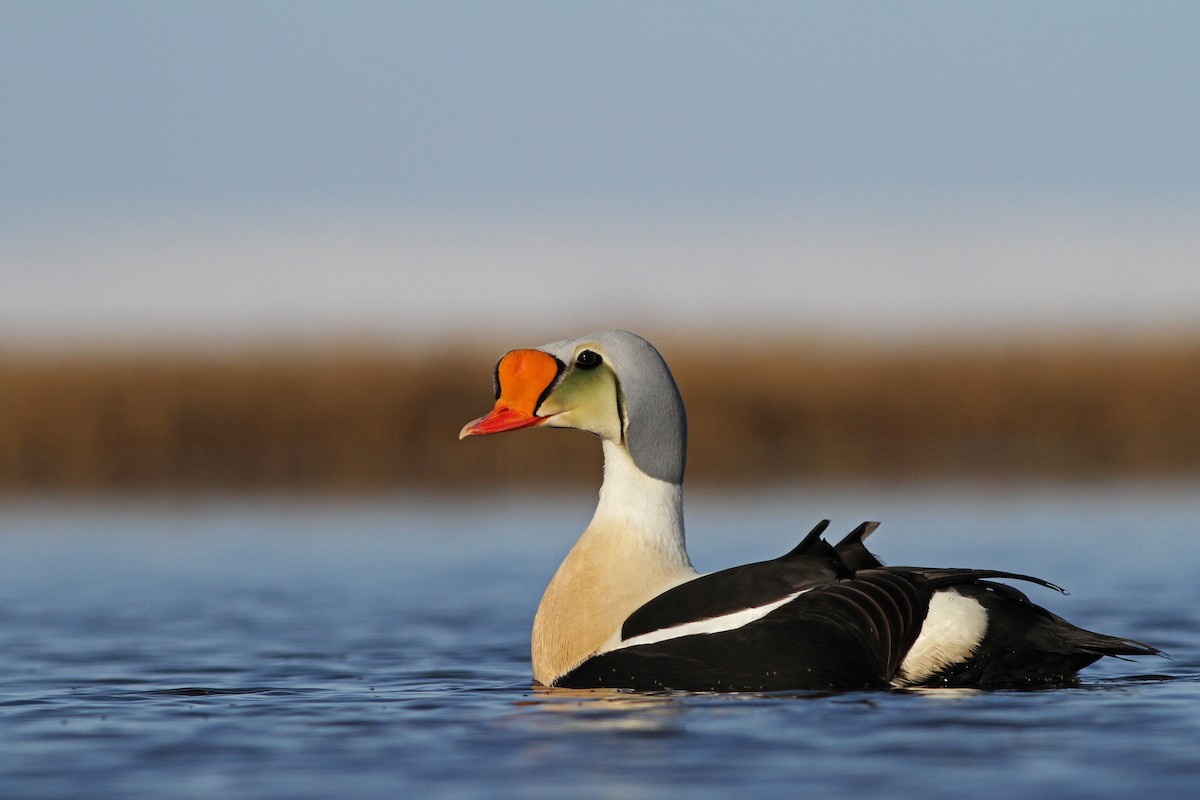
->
xmin=2 ymin=483 xmax=1198 ymax=799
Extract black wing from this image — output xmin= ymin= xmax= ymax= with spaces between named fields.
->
xmin=620 ymin=520 xmax=844 ymax=641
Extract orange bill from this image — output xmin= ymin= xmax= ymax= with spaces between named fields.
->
xmin=459 ymin=349 xmax=562 ymax=438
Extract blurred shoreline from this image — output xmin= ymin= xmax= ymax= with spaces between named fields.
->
xmin=2 ymin=333 xmax=1199 ymax=494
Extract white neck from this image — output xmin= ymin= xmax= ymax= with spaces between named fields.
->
xmin=531 ymin=440 xmax=697 ymax=685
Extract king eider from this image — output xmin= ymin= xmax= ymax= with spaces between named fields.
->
xmin=459 ymin=330 xmax=1159 ymax=691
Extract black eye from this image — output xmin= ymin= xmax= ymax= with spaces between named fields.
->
xmin=575 ymin=350 xmax=602 ymax=370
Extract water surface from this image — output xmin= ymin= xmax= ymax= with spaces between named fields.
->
xmin=1 ymin=483 xmax=1197 ymax=799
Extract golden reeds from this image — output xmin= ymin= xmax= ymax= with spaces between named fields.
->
xmin=2 ymin=338 xmax=1199 ymax=492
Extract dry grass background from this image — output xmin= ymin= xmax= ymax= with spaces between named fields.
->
xmin=2 ymin=335 xmax=1199 ymax=493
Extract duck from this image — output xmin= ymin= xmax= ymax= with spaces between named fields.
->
xmin=459 ymin=330 xmax=1159 ymax=691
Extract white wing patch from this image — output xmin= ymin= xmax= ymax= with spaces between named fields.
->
xmin=598 ymin=589 xmax=812 ymax=654
xmin=894 ymin=589 xmax=988 ymax=687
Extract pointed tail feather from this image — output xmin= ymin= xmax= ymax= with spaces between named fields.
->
xmin=1058 ymin=626 xmax=1163 ymax=659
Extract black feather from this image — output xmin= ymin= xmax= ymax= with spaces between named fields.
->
xmin=834 ymin=521 xmax=884 ymax=570
xmin=780 ymin=519 xmax=836 ymax=561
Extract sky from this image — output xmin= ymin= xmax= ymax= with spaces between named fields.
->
xmin=2 ymin=1 xmax=1199 ymax=348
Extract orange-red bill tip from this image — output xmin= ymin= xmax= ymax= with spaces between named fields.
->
xmin=458 ymin=404 xmax=545 ymax=439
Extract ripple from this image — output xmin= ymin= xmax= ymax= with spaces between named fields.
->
xmin=148 ymin=687 xmax=295 ymax=698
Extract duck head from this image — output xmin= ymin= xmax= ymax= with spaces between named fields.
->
xmin=459 ymin=330 xmax=687 ymax=484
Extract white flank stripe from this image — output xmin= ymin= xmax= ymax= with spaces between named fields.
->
xmin=894 ymin=589 xmax=989 ymax=686
xmin=605 ymin=589 xmax=812 ymax=652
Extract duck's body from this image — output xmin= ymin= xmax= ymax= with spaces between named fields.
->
xmin=461 ymin=330 xmax=1158 ymax=691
